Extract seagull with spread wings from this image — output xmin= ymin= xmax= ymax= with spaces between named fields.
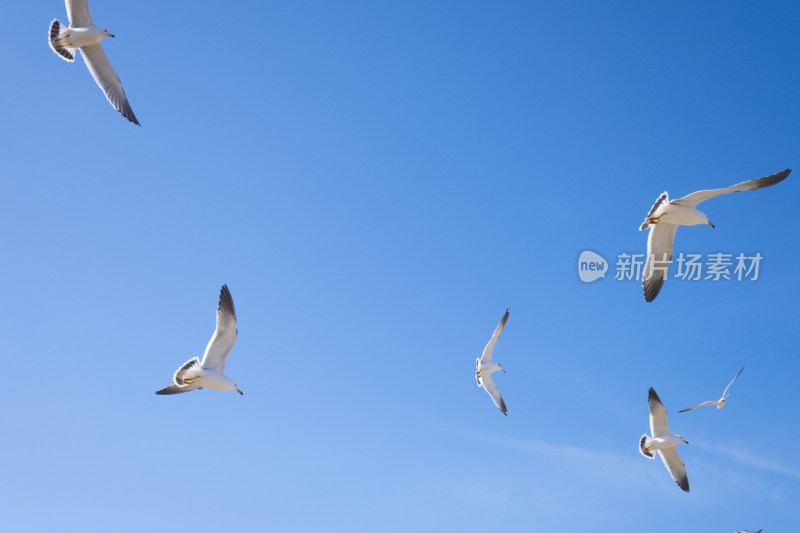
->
xmin=48 ymin=0 xmax=140 ymax=124
xmin=735 ymin=529 xmax=763 ymax=533
xmin=640 ymin=169 xmax=791 ymax=302
xmin=639 ymin=388 xmax=690 ymax=492
xmin=156 ymin=285 xmax=242 ymax=396
xmin=475 ymin=308 xmax=509 ymax=415
xmin=679 ymin=367 xmax=744 ymax=413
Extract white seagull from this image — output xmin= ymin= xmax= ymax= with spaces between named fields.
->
xmin=679 ymin=367 xmax=744 ymax=413
xmin=735 ymin=530 xmax=763 ymax=533
xmin=475 ymin=308 xmax=509 ymax=415
xmin=156 ymin=285 xmax=242 ymax=395
xmin=640 ymin=168 xmax=791 ymax=302
xmin=639 ymin=387 xmax=690 ymax=492
xmin=48 ymin=0 xmax=140 ymax=125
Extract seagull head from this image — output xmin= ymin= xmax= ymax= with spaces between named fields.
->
xmin=103 ymin=29 xmax=115 ymax=38
xmin=679 ymin=436 xmax=689 ymax=444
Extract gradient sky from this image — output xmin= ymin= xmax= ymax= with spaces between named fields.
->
xmin=1 ymin=1 xmax=798 ymax=532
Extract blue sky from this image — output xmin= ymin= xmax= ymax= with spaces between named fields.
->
xmin=1 ymin=1 xmax=798 ymax=531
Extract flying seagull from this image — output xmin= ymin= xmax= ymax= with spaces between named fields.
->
xmin=735 ymin=530 xmax=763 ymax=533
xmin=640 ymin=168 xmax=791 ymax=302
xmin=475 ymin=308 xmax=509 ymax=415
xmin=639 ymin=388 xmax=690 ymax=492
xmin=48 ymin=0 xmax=140 ymax=124
xmin=679 ymin=367 xmax=744 ymax=413
xmin=156 ymin=285 xmax=242 ymax=395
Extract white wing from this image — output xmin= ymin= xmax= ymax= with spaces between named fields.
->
xmin=642 ymin=223 xmax=678 ymax=302
xmin=480 ymin=374 xmax=507 ymax=415
xmin=480 ymin=308 xmax=509 ymax=364
xmin=657 ymin=446 xmax=689 ymax=492
xmin=673 ymin=169 xmax=791 ymax=207
xmin=80 ymin=43 xmax=140 ymax=125
xmin=678 ymin=400 xmax=718 ymax=413
xmin=722 ymin=366 xmax=745 ymax=397
xmin=199 ymin=285 xmax=238 ymax=374
xmin=65 ymin=0 xmax=93 ymax=27
xmin=648 ymin=388 xmax=671 ymax=437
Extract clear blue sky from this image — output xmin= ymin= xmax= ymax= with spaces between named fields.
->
xmin=1 ymin=1 xmax=798 ymax=531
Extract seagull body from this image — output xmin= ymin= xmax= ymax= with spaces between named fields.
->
xmin=475 ymin=308 xmax=509 ymax=415
xmin=48 ymin=0 xmax=140 ymax=124
xmin=639 ymin=387 xmax=689 ymax=492
xmin=679 ymin=367 xmax=744 ymax=413
xmin=640 ymin=169 xmax=791 ymax=302
xmin=156 ymin=285 xmax=242 ymax=395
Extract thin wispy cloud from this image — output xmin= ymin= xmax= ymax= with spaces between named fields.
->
xmin=694 ymin=441 xmax=800 ymax=480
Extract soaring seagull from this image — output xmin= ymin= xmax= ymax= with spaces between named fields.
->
xmin=48 ymin=0 xmax=140 ymax=124
xmin=156 ymin=285 xmax=242 ymax=395
xmin=475 ymin=308 xmax=509 ymax=415
xmin=640 ymin=168 xmax=791 ymax=302
xmin=735 ymin=530 xmax=763 ymax=533
xmin=679 ymin=367 xmax=745 ymax=413
xmin=639 ymin=388 xmax=690 ymax=492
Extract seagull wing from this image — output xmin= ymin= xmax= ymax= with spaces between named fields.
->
xmin=155 ymin=383 xmax=200 ymax=395
xmin=643 ymin=223 xmax=678 ymax=302
xmin=678 ymin=400 xmax=718 ymax=413
xmin=480 ymin=308 xmax=509 ymax=364
xmin=199 ymin=285 xmax=238 ymax=374
xmin=65 ymin=0 xmax=93 ymax=27
xmin=648 ymin=388 xmax=671 ymax=437
xmin=722 ymin=366 xmax=745 ymax=397
xmin=672 ymin=169 xmax=791 ymax=207
xmin=79 ymin=43 xmax=140 ymax=125
xmin=480 ymin=373 xmax=507 ymax=415
xmin=657 ymin=446 xmax=689 ymax=492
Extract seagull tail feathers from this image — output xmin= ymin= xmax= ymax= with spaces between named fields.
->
xmin=640 ymin=192 xmax=669 ymax=230
xmin=639 ymin=434 xmax=654 ymax=458
xmin=173 ymin=357 xmax=201 ymax=386
xmin=48 ymin=20 xmax=76 ymax=62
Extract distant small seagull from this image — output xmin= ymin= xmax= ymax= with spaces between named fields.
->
xmin=475 ymin=308 xmax=509 ymax=415
xmin=679 ymin=367 xmax=744 ymax=413
xmin=640 ymin=168 xmax=791 ymax=302
xmin=735 ymin=529 xmax=763 ymax=533
xmin=156 ymin=285 xmax=242 ymax=395
xmin=639 ymin=388 xmax=690 ymax=492
xmin=48 ymin=0 xmax=140 ymax=125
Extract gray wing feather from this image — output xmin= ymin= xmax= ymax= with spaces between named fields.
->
xmin=648 ymin=388 xmax=670 ymax=437
xmin=155 ymin=383 xmax=199 ymax=395
xmin=65 ymin=0 xmax=93 ymax=27
xmin=200 ymin=285 xmax=238 ymax=373
xmin=658 ymin=447 xmax=689 ymax=492
xmin=643 ymin=223 xmax=678 ymax=302
xmin=480 ymin=308 xmax=509 ymax=364
xmin=673 ymin=169 xmax=791 ymax=207
xmin=80 ymin=43 xmax=140 ymax=125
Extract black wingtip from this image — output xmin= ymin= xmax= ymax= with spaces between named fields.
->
xmin=648 ymin=387 xmax=661 ymax=403
xmin=218 ymin=284 xmax=235 ymax=315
